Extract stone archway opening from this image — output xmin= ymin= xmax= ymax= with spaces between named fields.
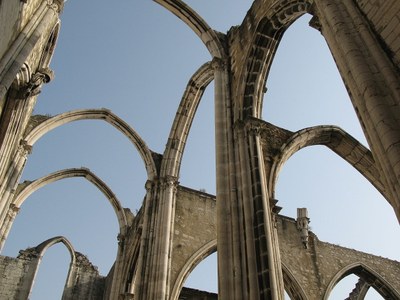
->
xmin=28 ymin=242 xmax=70 ymax=300
xmin=328 ymin=273 xmax=384 ymax=299
xmin=274 ymin=146 xmax=399 ymax=260
xmin=2 ymin=178 xmax=120 ymax=281
xmin=183 ymin=251 xmax=217 ymax=294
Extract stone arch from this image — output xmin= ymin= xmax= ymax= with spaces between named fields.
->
xmin=323 ymin=262 xmax=400 ymax=299
xmin=170 ymin=240 xmax=217 ymax=300
xmin=31 ymin=235 xmax=76 ymax=264
xmin=269 ymin=125 xmax=388 ymax=201
xmin=170 ymin=241 xmax=309 ymax=300
xmin=12 ymin=168 xmax=128 ymax=236
xmin=153 ymin=0 xmax=225 ymax=58
xmin=281 ymin=262 xmax=308 ymax=300
xmin=161 ymin=62 xmax=214 ymax=178
xmin=16 ymin=236 xmax=76 ymax=300
xmin=240 ymin=0 xmax=312 ymax=119
xmin=24 ymin=108 xmax=157 ymax=180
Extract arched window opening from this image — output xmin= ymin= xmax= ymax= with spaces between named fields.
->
xmin=183 ymin=252 xmax=217 ymax=294
xmin=329 ymin=274 xmax=360 ymax=299
xmin=29 ymin=243 xmax=70 ymax=300
xmin=275 ymin=146 xmax=399 ymax=260
xmin=3 ymin=178 xmax=119 ymax=277
xmin=263 ymin=11 xmax=399 ymax=267
xmin=329 ymin=274 xmax=384 ymax=299
xmin=180 ymin=83 xmax=216 ymax=194
xmin=263 ymin=14 xmax=366 ymax=146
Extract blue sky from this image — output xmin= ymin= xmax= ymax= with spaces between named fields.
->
xmin=2 ymin=1 xmax=399 ymax=299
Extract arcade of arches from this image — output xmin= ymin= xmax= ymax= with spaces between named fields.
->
xmin=0 ymin=0 xmax=399 ymax=299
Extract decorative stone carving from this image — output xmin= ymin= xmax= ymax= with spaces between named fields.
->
xmin=296 ymin=208 xmax=310 ymax=249
xmin=20 ymin=68 xmax=54 ymax=98
xmin=211 ymin=57 xmax=227 ymax=71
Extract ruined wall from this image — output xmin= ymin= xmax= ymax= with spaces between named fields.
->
xmin=0 ymin=256 xmax=29 ymax=300
xmin=171 ymin=187 xmax=217 ymax=298
xmin=356 ymin=0 xmax=400 ymax=68
xmin=179 ymin=287 xmax=217 ymax=300
xmin=171 ymin=186 xmax=400 ymax=299
xmin=62 ymin=252 xmax=105 ymax=300
xmin=277 ymin=215 xmax=400 ymax=298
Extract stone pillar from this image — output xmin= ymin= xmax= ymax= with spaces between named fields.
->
xmin=313 ymin=0 xmax=400 ymax=221
xmin=244 ymin=122 xmax=284 ymax=299
xmin=0 ymin=203 xmax=20 ymax=251
xmin=214 ymin=52 xmax=284 ymax=298
xmin=133 ymin=176 xmax=178 ymax=300
xmin=213 ymin=57 xmax=238 ymax=299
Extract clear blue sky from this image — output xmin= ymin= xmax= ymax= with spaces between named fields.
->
xmin=2 ymin=1 xmax=399 ymax=299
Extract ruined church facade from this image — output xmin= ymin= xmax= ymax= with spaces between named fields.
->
xmin=0 ymin=0 xmax=399 ymax=299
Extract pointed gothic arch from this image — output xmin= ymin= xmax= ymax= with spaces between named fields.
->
xmin=24 ymin=109 xmax=157 ymax=180
xmin=153 ymin=0 xmax=225 ymax=58
xmin=238 ymin=0 xmax=313 ymax=119
xmin=281 ymin=262 xmax=308 ymax=300
xmin=269 ymin=125 xmax=387 ymax=201
xmin=12 ymin=168 xmax=128 ymax=236
xmin=324 ymin=262 xmax=400 ymax=299
xmin=161 ymin=62 xmax=214 ymax=179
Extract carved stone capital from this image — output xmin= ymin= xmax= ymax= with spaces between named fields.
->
xmin=117 ymin=233 xmax=125 ymax=246
xmin=145 ymin=180 xmax=154 ymax=192
xmin=47 ymin=0 xmax=64 ymax=13
xmin=19 ymin=140 xmax=33 ymax=156
xmin=9 ymin=204 xmax=20 ymax=215
xmin=160 ymin=175 xmax=179 ymax=189
xmin=28 ymin=68 xmax=53 ymax=97
xmin=211 ymin=57 xmax=227 ymax=71
xmin=309 ymin=15 xmax=322 ymax=32
xmin=247 ymin=122 xmax=261 ymax=136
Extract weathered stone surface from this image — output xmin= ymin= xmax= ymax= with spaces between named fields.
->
xmin=0 ymin=0 xmax=399 ymax=299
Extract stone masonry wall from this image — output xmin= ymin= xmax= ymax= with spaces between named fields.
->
xmin=356 ymin=0 xmax=400 ymax=68
xmin=0 ymin=256 xmax=30 ymax=300
xmin=277 ymin=215 xmax=400 ymax=298
xmin=172 ymin=187 xmax=400 ymax=298
xmin=171 ymin=187 xmax=217 ymax=297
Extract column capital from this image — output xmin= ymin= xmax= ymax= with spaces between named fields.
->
xmin=160 ymin=175 xmax=179 ymax=189
xmin=9 ymin=204 xmax=20 ymax=214
xmin=211 ymin=57 xmax=228 ymax=71
xmin=19 ymin=140 xmax=33 ymax=156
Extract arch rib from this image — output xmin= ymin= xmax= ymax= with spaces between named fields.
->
xmin=161 ymin=62 xmax=214 ymax=178
xmin=238 ymin=0 xmax=311 ymax=119
xmin=281 ymin=262 xmax=308 ymax=300
xmin=269 ymin=125 xmax=387 ymax=201
xmin=13 ymin=168 xmax=128 ymax=236
xmin=33 ymin=235 xmax=76 ymax=265
xmin=24 ymin=109 xmax=157 ymax=180
xmin=153 ymin=0 xmax=225 ymax=58
xmin=170 ymin=239 xmax=217 ymax=300
xmin=323 ymin=262 xmax=400 ymax=300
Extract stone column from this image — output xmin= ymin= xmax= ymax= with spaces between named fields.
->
xmin=213 ymin=57 xmax=237 ymax=299
xmin=0 ymin=204 xmax=20 ymax=251
xmin=133 ymin=176 xmax=178 ymax=300
xmin=244 ymin=122 xmax=284 ymax=299
xmin=313 ymin=0 xmax=400 ymax=220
